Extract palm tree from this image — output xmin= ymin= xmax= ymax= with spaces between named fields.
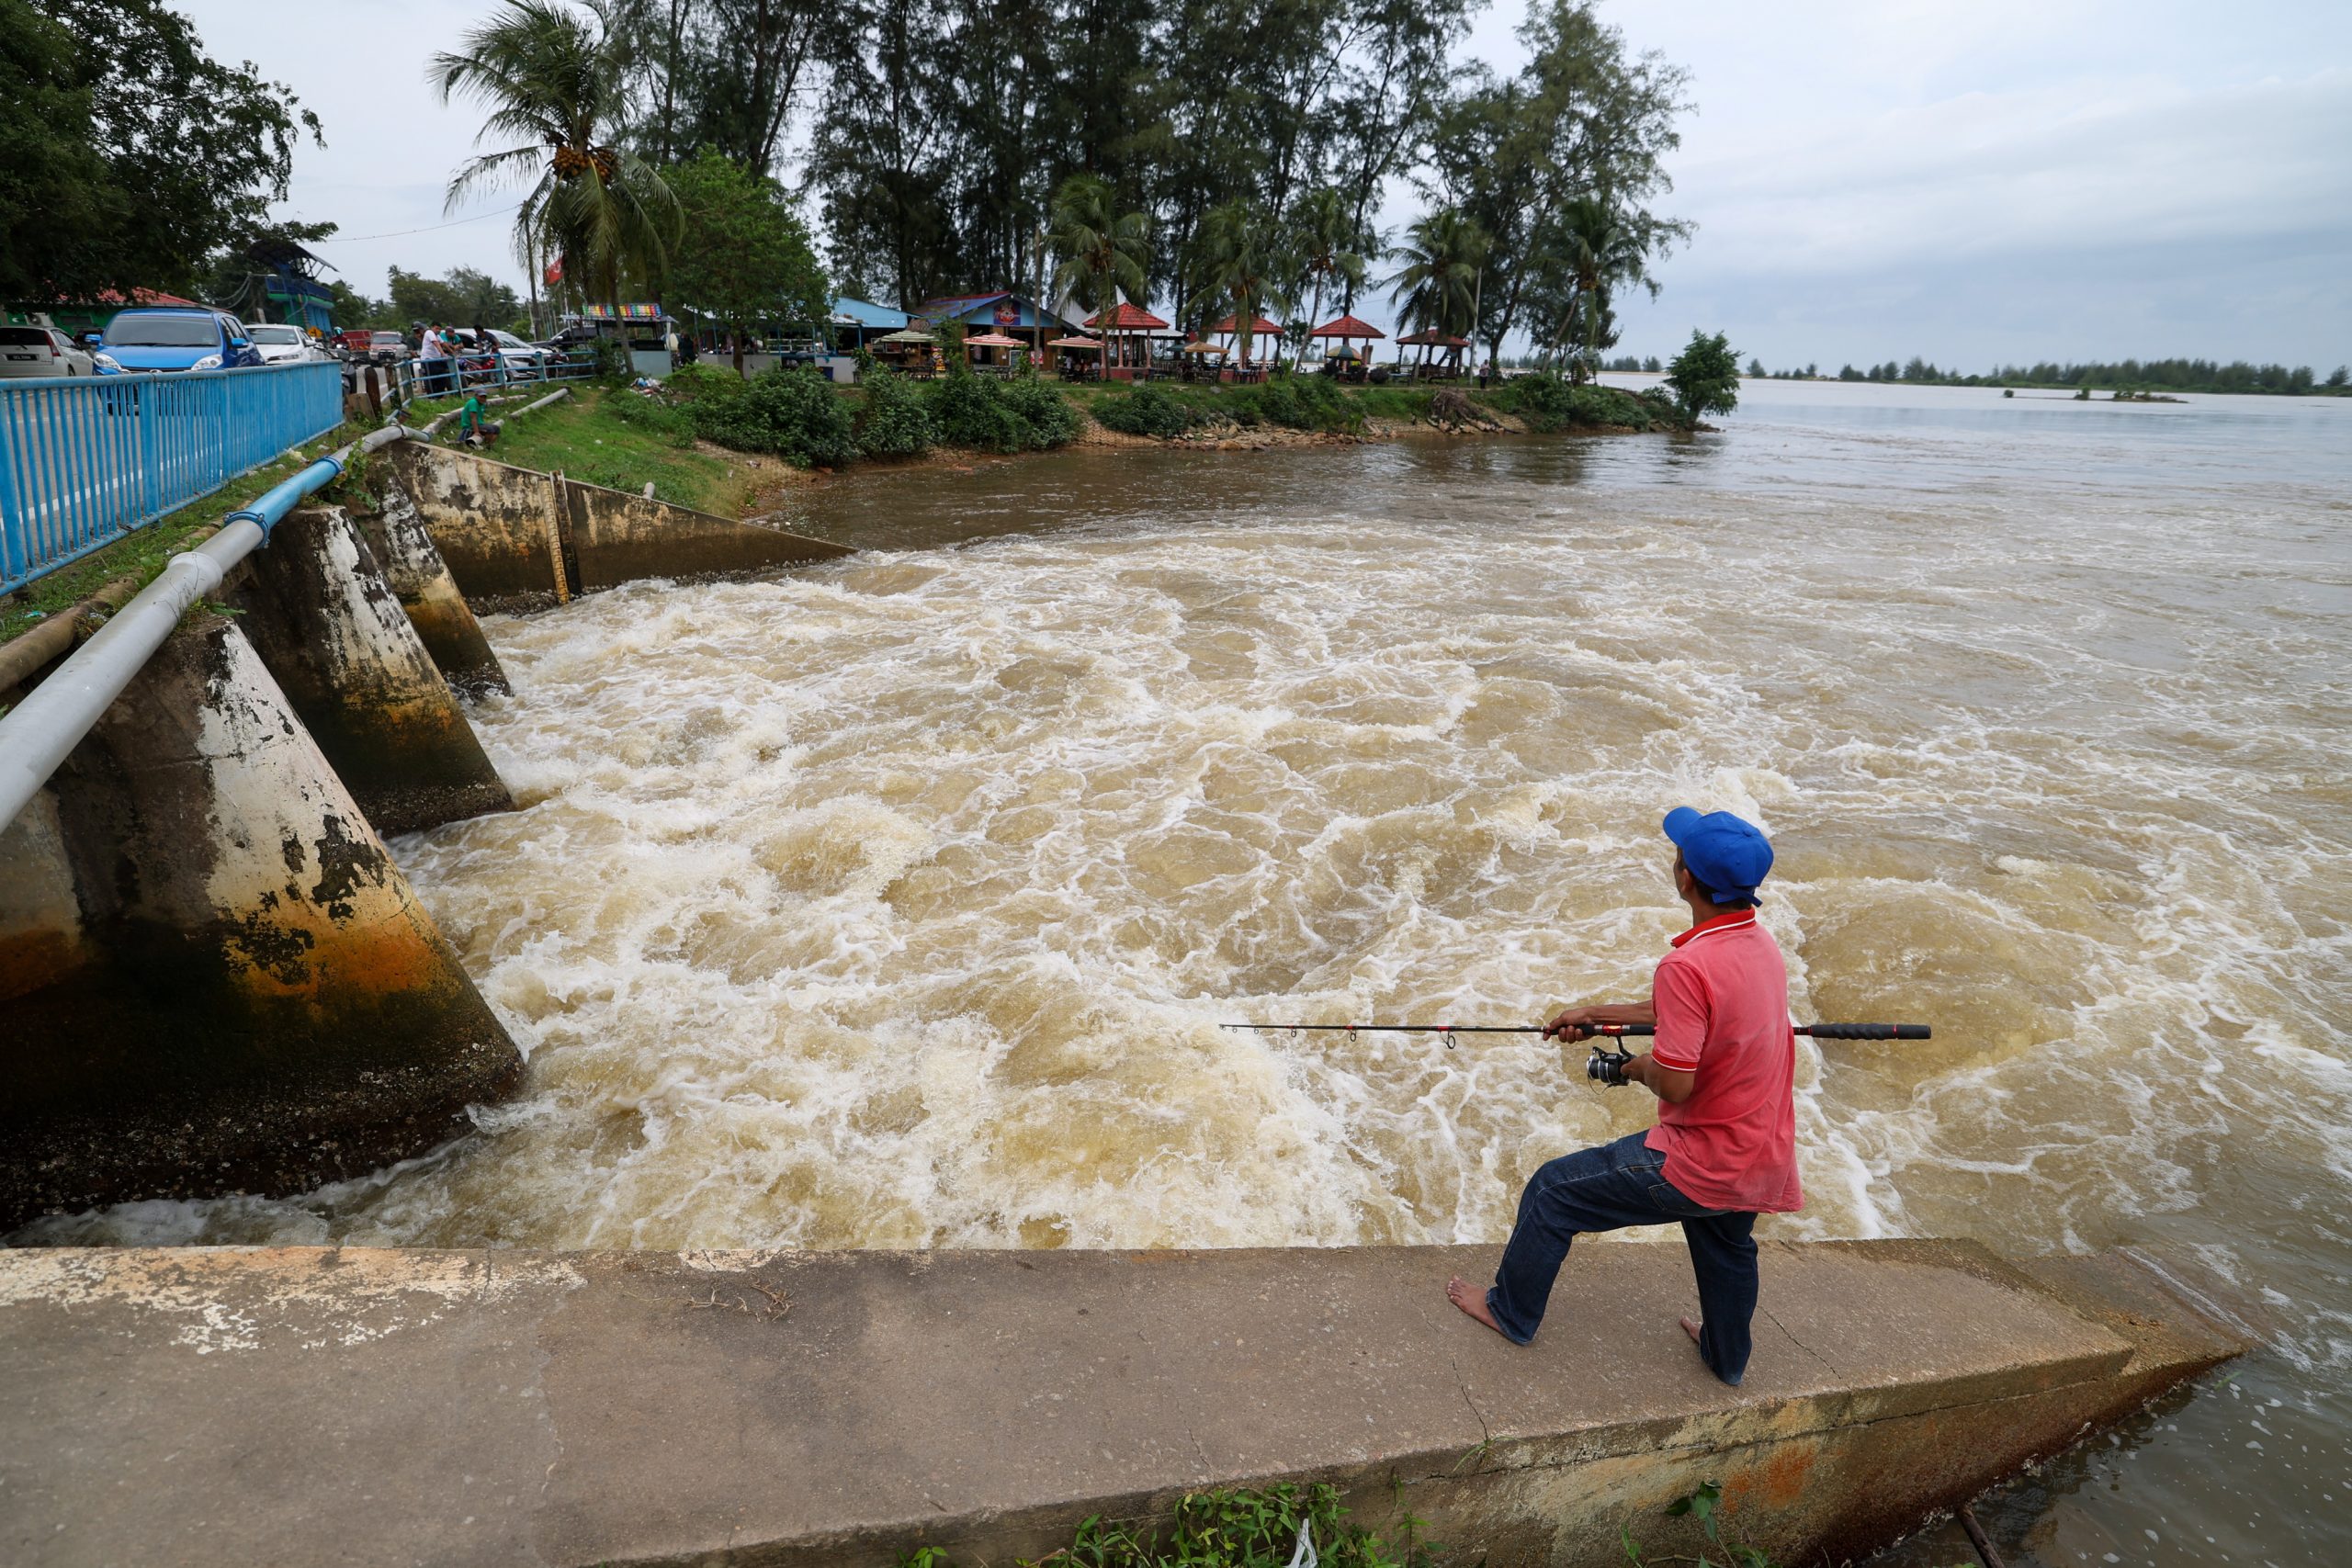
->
xmin=432 ymin=0 xmax=682 ymax=316
xmin=1048 ymin=173 xmax=1150 ymax=368
xmin=1285 ymin=187 xmax=1364 ymax=376
xmin=1385 ymin=208 xmax=1487 ymax=348
xmin=1544 ymin=198 xmax=1657 ymax=382
xmin=1188 ymin=199 xmax=1283 ymax=367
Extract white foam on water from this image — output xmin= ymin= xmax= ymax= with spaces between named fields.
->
xmin=19 ymin=424 xmax=2349 ymax=1374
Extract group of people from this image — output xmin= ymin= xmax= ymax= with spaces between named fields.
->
xmin=413 ymin=320 xmax=494 ymax=394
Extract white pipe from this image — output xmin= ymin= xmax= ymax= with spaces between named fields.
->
xmin=0 ymin=424 xmax=411 ymax=829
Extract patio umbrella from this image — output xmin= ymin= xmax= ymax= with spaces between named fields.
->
xmin=876 ymin=328 xmax=937 ymax=344
xmin=1046 ymin=336 xmax=1102 ymax=350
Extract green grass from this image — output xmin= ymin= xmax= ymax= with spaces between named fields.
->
xmin=462 ymin=387 xmax=754 ymax=514
xmin=1 ymin=416 xmax=377 ymax=648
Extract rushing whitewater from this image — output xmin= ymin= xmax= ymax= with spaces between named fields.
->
xmin=25 ymin=383 xmax=2352 ymax=1562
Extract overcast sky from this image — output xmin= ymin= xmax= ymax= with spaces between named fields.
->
xmin=183 ymin=0 xmax=2351 ymax=370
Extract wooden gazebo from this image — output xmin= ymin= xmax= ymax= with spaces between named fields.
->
xmin=1309 ymin=313 xmax=1386 ymax=377
xmin=1395 ymin=328 xmax=1470 ymax=378
xmin=1211 ymin=313 xmax=1283 ymax=368
xmin=1087 ymin=301 xmax=1170 ymax=381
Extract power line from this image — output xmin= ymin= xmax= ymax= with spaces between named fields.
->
xmin=311 ymin=204 xmax=523 ymax=243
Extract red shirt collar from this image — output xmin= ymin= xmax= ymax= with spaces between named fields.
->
xmin=1670 ymin=908 xmax=1757 ymax=948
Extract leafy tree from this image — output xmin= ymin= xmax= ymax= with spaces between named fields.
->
xmin=808 ymin=0 xmax=956 ymax=306
xmin=664 ymin=147 xmax=827 ymax=372
xmin=3 ymin=0 xmax=321 ymax=301
xmin=433 ymin=0 xmax=683 ymax=312
xmin=1642 ymin=355 xmax=1662 ymax=373
xmin=1189 ymin=199 xmax=1283 ymax=365
xmin=387 ymin=267 xmax=526 ymax=331
xmin=1666 ymin=329 xmax=1739 ymax=424
xmin=1428 ymin=1 xmax=1690 ymax=375
xmin=1745 ymin=356 xmax=1765 ymax=378
xmin=325 ymin=281 xmax=390 ymax=330
xmin=1049 ymin=172 xmax=1151 ymax=366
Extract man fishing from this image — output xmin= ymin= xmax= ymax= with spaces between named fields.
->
xmin=1445 ymin=807 xmax=1797 ymax=1387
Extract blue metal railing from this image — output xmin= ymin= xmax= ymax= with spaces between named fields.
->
xmin=0 ymin=361 xmax=345 ymax=595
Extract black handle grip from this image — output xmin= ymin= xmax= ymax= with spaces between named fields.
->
xmin=1575 ymin=1022 xmax=1930 ymax=1041
xmin=1798 ymin=1023 xmax=1931 ymax=1041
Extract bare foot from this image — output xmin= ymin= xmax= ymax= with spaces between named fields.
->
xmin=1447 ymin=1276 xmax=1511 ymax=1340
xmin=1680 ymin=1315 xmax=1702 ymax=1346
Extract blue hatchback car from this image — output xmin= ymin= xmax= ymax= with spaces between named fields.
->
xmin=95 ymin=308 xmax=263 ymax=374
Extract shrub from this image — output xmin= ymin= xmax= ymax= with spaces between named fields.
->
xmin=692 ymin=367 xmax=856 ymax=467
xmin=1666 ymin=329 xmax=1740 ymax=423
xmin=1091 ymin=382 xmax=1198 ymax=438
xmin=854 ymin=367 xmax=935 ymax=459
xmin=1504 ymin=371 xmax=1577 ymax=433
xmin=662 ymin=363 xmax=747 ymax=404
xmin=585 ymin=337 xmax=632 ymax=383
xmin=1224 ymin=372 xmax=1360 ymax=433
xmin=922 ymin=364 xmax=1024 ymax=452
xmin=999 ymin=373 xmax=1081 ymax=448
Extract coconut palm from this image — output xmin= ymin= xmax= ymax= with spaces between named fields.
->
xmin=1543 ymin=197 xmax=1657 ymax=381
xmin=1047 ymin=173 xmax=1151 ymax=341
xmin=1385 ymin=208 xmax=1486 ymax=344
xmin=431 ymin=0 xmax=682 ymax=313
xmin=1284 ymin=186 xmax=1365 ymax=375
xmin=1188 ymin=199 xmax=1284 ymax=366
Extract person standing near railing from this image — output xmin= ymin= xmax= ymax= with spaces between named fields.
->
xmin=419 ymin=324 xmax=448 ymax=395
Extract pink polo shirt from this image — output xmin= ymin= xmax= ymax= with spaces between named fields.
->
xmin=1643 ymin=909 xmax=1803 ymax=1214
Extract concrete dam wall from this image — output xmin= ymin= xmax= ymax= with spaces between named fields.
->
xmin=0 ymin=444 xmax=851 ymax=1230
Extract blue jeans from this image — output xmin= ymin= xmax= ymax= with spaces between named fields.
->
xmin=1487 ymin=1130 xmax=1760 ymax=1385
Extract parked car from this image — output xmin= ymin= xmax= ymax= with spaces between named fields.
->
xmin=0 ymin=322 xmax=97 ymax=378
xmin=484 ymin=328 xmax=555 ymax=370
xmin=244 ymin=323 xmax=322 ymax=366
xmin=94 ymin=309 xmax=261 ymax=374
xmin=334 ymin=328 xmax=375 ymax=355
xmin=367 ymin=331 xmax=410 ymax=367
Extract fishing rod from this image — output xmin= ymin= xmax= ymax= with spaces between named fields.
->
xmin=1218 ymin=1020 xmax=1931 ymax=1086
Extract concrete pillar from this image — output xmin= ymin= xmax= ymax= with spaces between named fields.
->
xmin=226 ymin=503 xmax=512 ymax=834
xmin=353 ymin=482 xmax=512 ymax=699
xmin=0 ymin=613 xmax=522 ymax=1231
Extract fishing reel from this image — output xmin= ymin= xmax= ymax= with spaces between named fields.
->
xmin=1585 ymin=1044 xmax=1635 ymax=1087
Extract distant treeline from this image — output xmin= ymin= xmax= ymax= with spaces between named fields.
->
xmin=1731 ymin=355 xmax=2346 ymax=396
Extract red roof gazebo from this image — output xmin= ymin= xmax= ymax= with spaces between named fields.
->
xmin=1396 ymin=328 xmax=1470 ymax=376
xmin=1087 ymin=301 xmax=1170 ymax=378
xmin=1309 ymin=313 xmax=1385 ymax=373
xmin=1211 ymin=313 xmax=1283 ymax=364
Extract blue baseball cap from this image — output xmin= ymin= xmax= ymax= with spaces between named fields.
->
xmin=1662 ymin=807 xmax=1773 ymax=905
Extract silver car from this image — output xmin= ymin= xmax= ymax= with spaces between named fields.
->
xmin=0 ymin=323 xmax=97 ymax=378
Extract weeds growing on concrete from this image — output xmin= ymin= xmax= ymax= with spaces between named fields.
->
xmin=892 ymin=1483 xmax=1433 ymax=1568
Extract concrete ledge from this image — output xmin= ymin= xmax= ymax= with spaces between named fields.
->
xmin=381 ymin=441 xmax=851 ymax=615
xmin=0 ymin=1240 xmax=2243 ymax=1567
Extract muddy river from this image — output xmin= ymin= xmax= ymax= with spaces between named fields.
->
xmin=30 ymin=379 xmax=2352 ymax=1566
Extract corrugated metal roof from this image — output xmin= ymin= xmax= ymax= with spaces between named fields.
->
xmin=832 ymin=296 xmax=912 ymax=329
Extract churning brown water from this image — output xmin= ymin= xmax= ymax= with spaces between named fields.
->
xmin=28 ymin=380 xmax=2352 ymax=1564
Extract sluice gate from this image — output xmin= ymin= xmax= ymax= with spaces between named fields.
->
xmin=0 ymin=441 xmax=849 ymax=1229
